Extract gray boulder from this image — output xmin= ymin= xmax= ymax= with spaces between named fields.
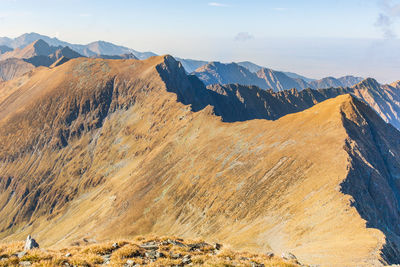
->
xmin=282 ymin=252 xmax=297 ymax=260
xmin=24 ymin=235 xmax=39 ymax=250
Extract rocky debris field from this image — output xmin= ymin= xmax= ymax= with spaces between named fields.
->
xmin=0 ymin=236 xmax=303 ymax=266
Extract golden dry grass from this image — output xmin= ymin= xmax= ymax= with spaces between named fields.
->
xmin=0 ymin=236 xmax=300 ymax=266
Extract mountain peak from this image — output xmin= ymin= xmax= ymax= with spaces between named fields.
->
xmin=30 ymin=39 xmax=51 ymax=49
xmin=352 ymin=77 xmax=381 ymax=90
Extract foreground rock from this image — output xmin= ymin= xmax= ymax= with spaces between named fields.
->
xmin=24 ymin=235 xmax=39 ymax=250
xmin=0 ymin=236 xmax=302 ymax=266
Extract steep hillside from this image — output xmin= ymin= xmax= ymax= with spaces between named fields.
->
xmin=1 ymin=56 xmax=400 ymax=266
xmin=0 ymin=58 xmax=35 ymax=81
xmin=351 ymin=78 xmax=400 ymax=130
xmin=256 ymin=68 xmax=308 ymax=91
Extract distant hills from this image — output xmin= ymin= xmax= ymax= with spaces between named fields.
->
xmin=193 ymin=61 xmax=364 ymax=91
xmin=0 ymin=33 xmax=366 ymax=91
xmin=0 ymin=33 xmax=156 ymax=60
xmin=0 ymin=37 xmax=143 ymax=81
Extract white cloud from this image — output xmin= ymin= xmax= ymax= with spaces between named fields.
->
xmin=375 ymin=0 xmax=400 ymax=39
xmin=234 ymin=32 xmax=254 ymax=42
xmin=273 ymin=7 xmax=287 ymax=11
xmin=208 ymin=2 xmax=229 ymax=7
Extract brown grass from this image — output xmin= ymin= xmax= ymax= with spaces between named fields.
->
xmin=0 ymin=236 xmax=301 ymax=266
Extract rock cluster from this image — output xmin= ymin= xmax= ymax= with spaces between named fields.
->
xmin=0 ymin=236 xmax=302 ymax=266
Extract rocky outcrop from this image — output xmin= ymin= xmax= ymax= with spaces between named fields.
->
xmin=24 ymin=235 xmax=39 ymax=250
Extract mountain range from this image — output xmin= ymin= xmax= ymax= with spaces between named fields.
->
xmin=2 ymin=33 xmax=400 ymax=266
xmin=0 ymin=33 xmax=365 ymax=91
xmin=193 ymin=61 xmax=364 ymax=91
xmin=1 ymin=55 xmax=400 ymax=266
xmin=0 ymin=33 xmax=156 ymax=60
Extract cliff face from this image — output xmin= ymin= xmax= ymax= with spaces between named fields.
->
xmin=1 ymin=56 xmax=400 ymax=266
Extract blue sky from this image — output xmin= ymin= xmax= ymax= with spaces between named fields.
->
xmin=0 ymin=0 xmax=399 ymax=82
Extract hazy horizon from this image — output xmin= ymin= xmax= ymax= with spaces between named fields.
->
xmin=1 ymin=0 xmax=399 ymax=83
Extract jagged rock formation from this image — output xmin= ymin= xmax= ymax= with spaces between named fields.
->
xmin=1 ymin=56 xmax=400 ymax=266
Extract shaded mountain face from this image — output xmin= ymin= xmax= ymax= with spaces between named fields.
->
xmin=1 ymin=55 xmax=400 ymax=266
xmin=0 ymin=46 xmax=12 ymax=55
xmin=256 ymin=68 xmax=309 ymax=91
xmin=0 ymin=58 xmax=35 ymax=81
xmin=0 ymin=40 xmax=83 ymax=69
xmin=204 ymin=84 xmax=350 ymax=122
xmin=0 ymin=39 xmax=60 ymax=61
xmin=204 ymin=79 xmax=400 ymax=132
xmin=0 ymin=33 xmax=156 ymax=60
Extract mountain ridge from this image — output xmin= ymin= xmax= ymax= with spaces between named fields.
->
xmin=1 ymin=56 xmax=400 ymax=265
xmin=0 ymin=33 xmax=156 ymax=60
